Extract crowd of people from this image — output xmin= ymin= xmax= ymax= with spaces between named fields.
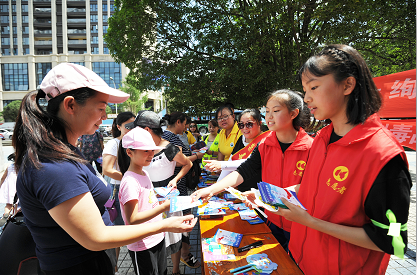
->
xmin=0 ymin=44 xmax=411 ymax=275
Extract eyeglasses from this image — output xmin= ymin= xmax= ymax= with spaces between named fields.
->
xmin=217 ymin=114 xmax=232 ymax=121
xmin=237 ymin=122 xmax=254 ymax=129
xmin=189 ymin=125 xmax=197 ymax=128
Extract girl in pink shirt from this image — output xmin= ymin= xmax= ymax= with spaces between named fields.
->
xmin=118 ymin=127 xmax=174 ymax=275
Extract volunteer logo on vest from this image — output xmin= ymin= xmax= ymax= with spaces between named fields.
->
xmin=296 ymin=160 xmax=306 ymax=171
xmin=230 ymin=142 xmax=234 ymax=147
xmin=333 ymin=166 xmax=349 ymax=181
xmin=293 ymin=160 xmax=306 ymax=177
xmin=325 ymin=166 xmax=349 ymax=195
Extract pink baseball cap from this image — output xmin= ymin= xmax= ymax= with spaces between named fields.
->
xmin=122 ymin=127 xmax=165 ymax=150
xmin=39 ymin=63 xmax=129 ymax=103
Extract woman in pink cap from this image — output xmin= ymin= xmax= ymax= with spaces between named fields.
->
xmin=13 ymin=63 xmax=197 ymax=274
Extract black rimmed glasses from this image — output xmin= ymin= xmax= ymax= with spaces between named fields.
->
xmin=217 ymin=114 xmax=232 ymax=121
xmin=237 ymin=122 xmax=254 ymax=129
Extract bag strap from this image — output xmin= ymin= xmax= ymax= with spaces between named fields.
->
xmin=111 ymin=186 xmax=117 ymax=200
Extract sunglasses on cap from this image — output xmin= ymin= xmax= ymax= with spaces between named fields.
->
xmin=237 ymin=122 xmax=254 ymax=129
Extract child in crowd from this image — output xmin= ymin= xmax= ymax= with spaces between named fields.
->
xmin=188 ymin=121 xmax=201 ymax=142
xmin=255 ymin=44 xmax=412 ymax=274
xmin=201 ymin=119 xmax=220 ymax=167
xmin=118 ymin=127 xmax=176 ymax=275
xmin=192 ymin=90 xmax=314 ymax=251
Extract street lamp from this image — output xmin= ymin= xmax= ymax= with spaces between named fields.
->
xmin=109 ymin=76 xmax=117 ymax=114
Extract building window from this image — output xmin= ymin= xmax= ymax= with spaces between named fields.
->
xmin=21 ymin=4 xmax=28 ymax=12
xmin=13 ymin=48 xmax=18 ymax=55
xmin=13 ymin=27 xmax=17 ymax=34
xmin=103 ymin=47 xmax=109 ymax=54
xmin=1 ymin=26 xmax=9 ymax=35
xmin=90 ymin=14 xmax=98 ymax=22
xmin=1 ymin=63 xmax=29 ymax=91
xmin=1 ymin=37 xmax=10 ymax=46
xmin=92 ymin=62 xmax=121 ymax=88
xmin=35 ymin=63 xmax=52 ymax=85
xmin=1 ymin=16 xmax=8 ymax=24
xmin=110 ymin=3 xmax=116 ymax=12
xmin=24 ymin=48 xmax=29 ymax=55
xmin=13 ymin=37 xmax=17 ymax=45
xmin=91 ymin=36 xmax=99 ymax=44
xmin=90 ymin=4 xmax=98 ymax=12
xmin=2 ymin=48 xmax=11 ymax=55
xmin=103 ymin=15 xmax=108 ymax=22
xmin=22 ymin=26 xmax=29 ymax=34
xmin=12 ymin=5 xmax=16 ymax=13
xmin=92 ymin=47 xmax=99 ymax=54
xmin=22 ymin=16 xmax=29 ymax=23
xmin=91 ymin=25 xmax=98 ymax=33
xmin=0 ymin=5 xmax=8 ymax=12
xmin=12 ymin=15 xmax=16 ymax=23
xmin=23 ymin=37 xmax=29 ymax=45
xmin=103 ymin=4 xmax=107 ymax=12
xmin=103 ymin=25 xmax=108 ymax=33
xmin=72 ymin=62 xmax=85 ymax=66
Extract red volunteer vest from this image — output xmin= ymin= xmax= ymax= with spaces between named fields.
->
xmin=290 ymin=114 xmax=407 ymax=275
xmin=258 ymin=129 xmax=313 ymax=232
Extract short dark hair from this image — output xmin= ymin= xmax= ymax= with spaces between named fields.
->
xmin=238 ymin=109 xmax=262 ymax=125
xmin=163 ymin=112 xmax=187 ymax=126
xmin=208 ymin=119 xmax=219 ymax=128
xmin=298 ymin=44 xmax=381 ymax=124
xmin=215 ymin=105 xmax=234 ymax=120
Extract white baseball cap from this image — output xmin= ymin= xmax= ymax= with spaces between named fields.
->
xmin=40 ymin=63 xmax=129 ymax=103
xmin=122 ymin=127 xmax=165 ymax=151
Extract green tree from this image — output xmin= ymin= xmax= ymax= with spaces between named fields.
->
xmin=118 ymin=73 xmax=149 ymax=114
xmin=106 ymin=0 xmax=415 ymax=115
xmin=106 ymin=105 xmax=112 ymax=115
xmin=3 ymin=100 xmax=22 ymax=122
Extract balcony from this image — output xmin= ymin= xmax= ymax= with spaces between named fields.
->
xmin=34 ymin=29 xmax=52 ymax=37
xmin=34 ymin=19 xmax=52 ymax=26
xmin=34 ymin=7 xmax=51 ymax=13
xmin=34 ymin=40 xmax=52 ymax=45
xmin=67 ymin=18 xmax=86 ymax=27
xmin=67 ymin=8 xmax=86 ymax=13
xmin=68 ymin=40 xmax=86 ymax=45
xmin=67 ymin=29 xmax=86 ymax=34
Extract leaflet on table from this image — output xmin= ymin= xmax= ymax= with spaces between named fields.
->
xmin=202 ymin=237 xmax=235 ymax=261
xmin=257 ymin=181 xmax=306 ymax=210
xmin=214 ymin=229 xmax=243 ymax=247
xmin=228 ymin=203 xmax=249 ymax=211
xmin=198 ymin=205 xmax=227 ymax=216
xmin=169 ymin=196 xmax=202 ymax=213
xmin=238 ymin=209 xmax=259 ymax=220
xmin=224 ymin=193 xmax=239 ymax=201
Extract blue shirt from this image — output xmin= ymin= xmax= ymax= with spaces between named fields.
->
xmin=16 ymin=146 xmax=111 ymax=271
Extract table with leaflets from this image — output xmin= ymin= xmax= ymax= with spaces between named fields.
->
xmin=197 ymin=176 xmax=303 ymax=275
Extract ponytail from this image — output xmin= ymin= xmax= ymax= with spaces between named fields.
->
xmin=14 ymin=88 xmax=96 ymax=172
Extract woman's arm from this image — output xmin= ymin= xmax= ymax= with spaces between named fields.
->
xmin=169 ymin=152 xmax=192 ymax=187
xmin=123 ymin=199 xmax=170 ymax=225
xmin=217 ymin=151 xmax=225 ymax=161
xmin=48 ymin=192 xmax=197 ymax=251
xmin=191 ymin=171 xmax=244 ymax=202
xmin=0 ymin=167 xmax=8 ymax=188
xmin=277 ymin=198 xmax=382 ymax=252
xmin=102 ymin=154 xmax=123 ymax=181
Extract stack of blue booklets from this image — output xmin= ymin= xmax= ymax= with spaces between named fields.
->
xmin=257 ymin=181 xmax=306 ymax=210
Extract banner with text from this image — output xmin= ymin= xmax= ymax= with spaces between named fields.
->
xmin=375 ymin=69 xmax=416 ymax=119
xmin=382 ymin=119 xmax=416 ymax=150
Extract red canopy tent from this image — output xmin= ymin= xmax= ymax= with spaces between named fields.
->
xmin=374 ymin=69 xmax=416 ymax=150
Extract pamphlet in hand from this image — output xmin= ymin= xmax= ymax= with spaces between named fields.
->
xmin=170 ymin=196 xmax=203 ymax=213
xmin=214 ymin=229 xmax=243 ymax=247
xmin=154 ymin=187 xmax=180 ymax=201
xmin=257 ymin=181 xmax=306 ymax=210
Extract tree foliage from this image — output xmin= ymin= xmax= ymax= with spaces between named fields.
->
xmin=3 ymin=100 xmax=22 ymax=122
xmin=118 ymin=73 xmax=149 ymax=114
xmin=106 ymin=0 xmax=415 ymax=116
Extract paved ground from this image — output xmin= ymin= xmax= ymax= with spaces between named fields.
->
xmin=0 ymin=141 xmax=415 ymax=274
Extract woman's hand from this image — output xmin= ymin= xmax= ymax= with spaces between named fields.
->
xmin=167 ymin=180 xmax=177 ymax=189
xmin=241 ymin=191 xmax=260 ymax=210
xmin=204 ymin=160 xmax=222 ymax=172
xmin=163 ymin=215 xmax=198 ymax=233
xmin=275 ymin=198 xmax=313 ymax=225
xmin=190 ymin=187 xmax=214 ymax=203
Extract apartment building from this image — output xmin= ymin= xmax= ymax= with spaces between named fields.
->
xmin=0 ymin=0 xmax=163 ymax=112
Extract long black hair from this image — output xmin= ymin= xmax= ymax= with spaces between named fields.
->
xmin=298 ymin=44 xmax=381 ymax=124
xmin=13 ymin=88 xmax=97 ymax=172
xmin=267 ymin=89 xmax=315 ymax=132
xmin=111 ymin=111 xmax=135 ymax=138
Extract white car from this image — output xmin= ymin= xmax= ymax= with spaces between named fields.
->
xmin=0 ymin=129 xmax=13 ymax=140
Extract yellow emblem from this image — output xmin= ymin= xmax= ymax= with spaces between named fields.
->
xmin=296 ymin=160 xmax=306 ymax=171
xmin=333 ymin=166 xmax=349 ymax=182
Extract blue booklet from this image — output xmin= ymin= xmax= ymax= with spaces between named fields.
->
xmin=214 ymin=229 xmax=243 ymax=247
xmin=257 ymin=181 xmax=306 ymax=210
